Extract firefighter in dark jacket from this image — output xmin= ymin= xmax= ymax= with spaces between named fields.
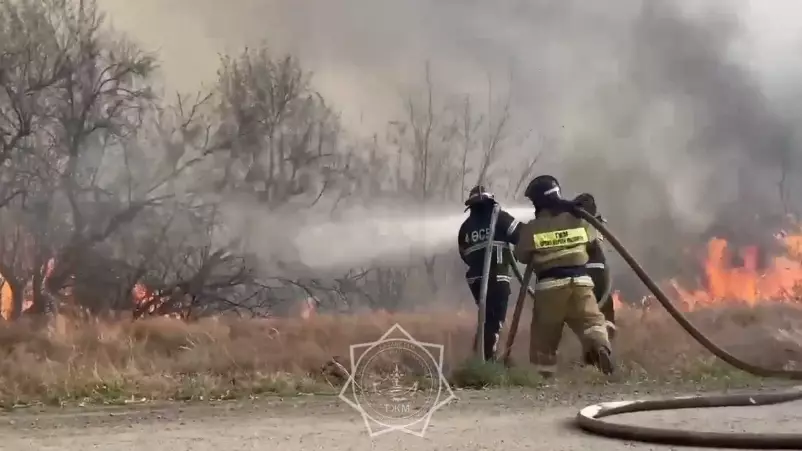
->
xmin=513 ymin=175 xmax=614 ymax=377
xmin=458 ymin=185 xmax=522 ymax=361
xmin=573 ymin=192 xmax=616 ymax=366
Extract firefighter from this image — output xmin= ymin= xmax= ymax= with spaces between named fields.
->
xmin=458 ymin=185 xmax=522 ymax=361
xmin=574 ymin=192 xmax=617 ymax=366
xmin=513 ymin=175 xmax=614 ymax=377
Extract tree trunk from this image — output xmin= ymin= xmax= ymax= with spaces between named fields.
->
xmin=5 ymin=278 xmax=24 ymax=320
xmin=31 ymin=268 xmax=45 ymax=316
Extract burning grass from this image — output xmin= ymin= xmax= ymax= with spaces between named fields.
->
xmin=0 ymin=301 xmax=801 ymax=408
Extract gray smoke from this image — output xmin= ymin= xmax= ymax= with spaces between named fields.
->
xmin=219 ymin=201 xmax=536 ymax=272
xmin=96 ymin=0 xmax=802 ymax=291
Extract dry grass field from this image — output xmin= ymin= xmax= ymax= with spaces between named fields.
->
xmin=0 ymin=300 xmax=800 ymax=407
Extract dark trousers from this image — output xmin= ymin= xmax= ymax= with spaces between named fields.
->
xmin=468 ymin=279 xmax=510 ymax=361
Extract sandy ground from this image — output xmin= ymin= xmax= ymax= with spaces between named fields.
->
xmin=1 ymin=388 xmax=801 ymax=451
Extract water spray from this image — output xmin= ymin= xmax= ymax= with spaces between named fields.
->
xmin=292 ymin=205 xmax=535 ymax=271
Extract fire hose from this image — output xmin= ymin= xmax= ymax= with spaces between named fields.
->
xmin=475 ymin=203 xmax=502 ymax=361
xmin=494 ymin=205 xmax=802 ymax=449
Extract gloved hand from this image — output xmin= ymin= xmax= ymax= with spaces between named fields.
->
xmin=553 ymin=197 xmax=583 ymax=213
xmin=573 ymin=193 xmax=597 ymax=215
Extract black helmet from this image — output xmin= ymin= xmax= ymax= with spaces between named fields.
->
xmin=524 ymin=175 xmax=562 ymax=209
xmin=464 ymin=184 xmax=496 ymax=208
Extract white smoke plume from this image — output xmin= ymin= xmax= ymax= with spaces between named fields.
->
xmin=95 ymin=0 xmax=802 ymax=288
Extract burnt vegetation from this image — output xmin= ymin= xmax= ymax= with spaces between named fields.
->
xmin=0 ymin=0 xmax=539 ymax=322
xmin=1 ymin=0 xmax=802 ymax=405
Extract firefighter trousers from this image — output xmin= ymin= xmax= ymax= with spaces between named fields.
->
xmin=584 ymin=267 xmax=616 ymax=366
xmin=469 ymin=279 xmax=510 ymax=361
xmin=529 ymin=277 xmax=611 ymax=375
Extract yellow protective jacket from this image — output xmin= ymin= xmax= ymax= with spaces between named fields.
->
xmin=513 ymin=209 xmax=598 ymax=290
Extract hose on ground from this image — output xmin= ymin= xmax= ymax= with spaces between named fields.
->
xmin=571 ymin=206 xmax=802 ymax=449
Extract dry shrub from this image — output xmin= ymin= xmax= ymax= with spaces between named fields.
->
xmin=0 ymin=301 xmax=800 ymax=406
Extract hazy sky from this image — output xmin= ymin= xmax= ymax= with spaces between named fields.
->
xmin=96 ymin=0 xmax=802 ymax=131
xmin=93 ymin=0 xmax=802 ymax=283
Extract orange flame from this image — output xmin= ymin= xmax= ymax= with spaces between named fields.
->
xmin=0 ymin=281 xmax=13 ymax=320
xmin=0 ymin=257 xmax=57 ymax=320
xmin=616 ymin=228 xmax=802 ymax=311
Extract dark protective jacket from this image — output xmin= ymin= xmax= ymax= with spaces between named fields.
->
xmin=585 ymin=221 xmax=607 ymax=273
xmin=586 ymin=240 xmax=606 ymax=268
xmin=573 ymin=192 xmax=607 ymax=270
xmin=513 ymin=208 xmax=598 ymax=289
xmin=457 ymin=205 xmax=522 ymax=284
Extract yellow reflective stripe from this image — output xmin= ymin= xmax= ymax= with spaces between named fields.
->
xmin=533 ymin=227 xmax=589 ymax=249
xmin=535 ymin=278 xmax=571 ymax=290
xmin=531 ymin=246 xmax=585 ymax=264
xmin=534 ymin=276 xmax=595 ymax=291
xmin=467 ymin=275 xmax=513 ymax=283
xmin=532 ymin=364 xmax=557 ymax=373
xmin=507 ymin=219 xmax=520 ymax=235
xmin=583 ymin=324 xmax=608 ymax=337
xmin=463 ymin=240 xmax=511 ymax=255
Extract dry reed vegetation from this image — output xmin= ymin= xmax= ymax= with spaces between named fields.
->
xmin=0 ymin=302 xmax=800 ymax=407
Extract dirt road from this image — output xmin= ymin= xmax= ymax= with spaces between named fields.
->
xmin=1 ymin=388 xmax=801 ymax=451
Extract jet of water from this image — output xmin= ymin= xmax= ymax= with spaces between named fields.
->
xmin=293 ymin=205 xmax=535 ymax=270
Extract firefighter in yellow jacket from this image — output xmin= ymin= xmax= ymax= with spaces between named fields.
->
xmin=513 ymin=175 xmax=614 ymax=377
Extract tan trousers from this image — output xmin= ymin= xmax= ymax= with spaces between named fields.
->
xmin=529 ymin=279 xmax=611 ymax=375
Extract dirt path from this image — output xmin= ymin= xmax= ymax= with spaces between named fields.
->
xmin=1 ymin=388 xmax=801 ymax=450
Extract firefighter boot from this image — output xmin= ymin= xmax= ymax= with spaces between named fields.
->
xmin=594 ymin=345 xmax=615 ymax=376
xmin=583 ymin=349 xmax=597 ymax=367
xmin=584 ymin=322 xmax=616 ymax=366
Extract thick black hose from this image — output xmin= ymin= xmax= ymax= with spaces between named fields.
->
xmin=571 ymin=207 xmax=802 ymax=449
xmin=500 ymin=256 xmax=535 ymax=363
xmin=508 ymin=251 xmax=536 ymax=300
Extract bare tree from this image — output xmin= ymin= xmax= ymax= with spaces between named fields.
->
xmin=0 ymin=0 xmax=246 ymax=318
xmin=475 ymin=73 xmax=514 ymax=187
xmin=379 ymin=64 xmax=527 ymax=303
xmin=0 ymin=2 xmax=542 ymax=320
xmin=30 ymin=0 xmax=157 ymax=314
xmin=0 ymin=0 xmax=75 ymax=170
xmin=213 ymin=46 xmax=342 ymax=208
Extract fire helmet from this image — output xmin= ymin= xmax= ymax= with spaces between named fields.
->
xmin=524 ymin=175 xmax=562 ymax=209
xmin=464 ymin=184 xmax=496 ymax=208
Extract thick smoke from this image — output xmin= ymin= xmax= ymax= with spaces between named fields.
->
xmin=97 ymin=0 xmax=802 ymax=294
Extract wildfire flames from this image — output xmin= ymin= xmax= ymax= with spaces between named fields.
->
xmin=612 ymin=227 xmax=802 ymax=310
xmin=0 ymin=257 xmax=165 ymax=320
xmin=2 ymin=229 xmax=802 ymax=320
